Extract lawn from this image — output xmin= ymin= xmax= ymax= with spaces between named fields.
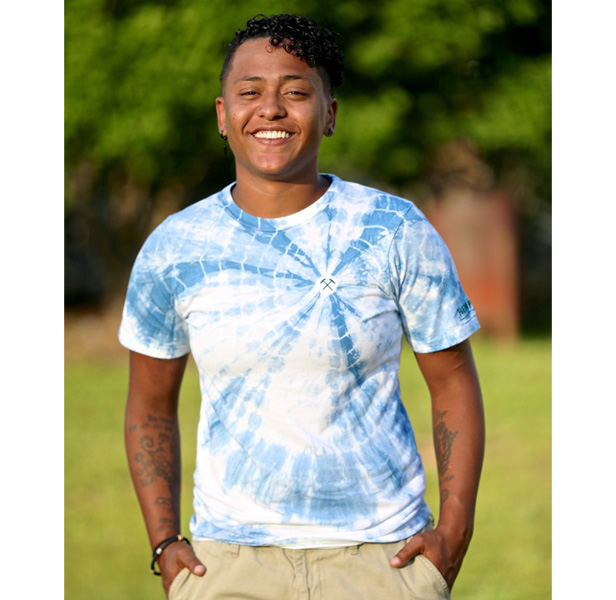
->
xmin=65 ymin=337 xmax=551 ymax=599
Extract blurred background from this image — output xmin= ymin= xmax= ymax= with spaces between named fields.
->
xmin=65 ymin=0 xmax=551 ymax=598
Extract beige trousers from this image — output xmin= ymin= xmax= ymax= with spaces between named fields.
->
xmin=168 ymin=533 xmax=451 ymax=600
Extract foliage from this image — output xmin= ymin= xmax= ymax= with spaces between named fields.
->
xmin=65 ymin=0 xmax=551 ymax=302
xmin=321 ymin=0 xmax=551 ymax=186
xmin=65 ymin=338 xmax=551 ymax=599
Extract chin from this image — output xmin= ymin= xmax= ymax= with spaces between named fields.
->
xmin=251 ymin=162 xmax=296 ymax=178
xmin=240 ymin=155 xmax=315 ymax=181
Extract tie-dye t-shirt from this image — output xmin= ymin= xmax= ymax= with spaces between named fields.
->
xmin=119 ymin=174 xmax=480 ymax=548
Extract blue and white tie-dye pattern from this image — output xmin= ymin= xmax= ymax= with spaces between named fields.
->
xmin=119 ymin=175 xmax=480 ymax=548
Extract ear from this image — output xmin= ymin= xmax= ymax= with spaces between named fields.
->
xmin=216 ymin=97 xmax=226 ymax=136
xmin=325 ymin=98 xmax=338 ymax=136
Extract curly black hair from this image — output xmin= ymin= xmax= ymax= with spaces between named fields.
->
xmin=220 ymin=14 xmax=345 ymax=95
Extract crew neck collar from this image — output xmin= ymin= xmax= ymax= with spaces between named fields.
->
xmin=220 ymin=174 xmax=340 ymax=231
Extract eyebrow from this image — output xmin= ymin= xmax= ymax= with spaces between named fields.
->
xmin=233 ymin=74 xmax=312 ymax=85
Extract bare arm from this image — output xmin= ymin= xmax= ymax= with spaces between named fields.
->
xmin=390 ymin=339 xmax=484 ymax=591
xmin=125 ymin=351 xmax=205 ymax=595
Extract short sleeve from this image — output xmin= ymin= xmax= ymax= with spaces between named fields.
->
xmin=118 ymin=236 xmax=190 ymax=359
xmin=389 ymin=214 xmax=480 ymax=353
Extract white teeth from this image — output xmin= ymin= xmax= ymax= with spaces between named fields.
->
xmin=254 ymin=130 xmax=291 ymax=139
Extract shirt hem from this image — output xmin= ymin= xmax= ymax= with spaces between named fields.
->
xmin=118 ymin=333 xmax=190 ymax=360
xmin=191 ymin=513 xmax=433 ymax=549
xmin=410 ymin=319 xmax=481 ymax=354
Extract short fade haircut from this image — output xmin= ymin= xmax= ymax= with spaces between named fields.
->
xmin=220 ymin=14 xmax=345 ymax=96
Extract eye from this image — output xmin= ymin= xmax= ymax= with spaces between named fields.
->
xmin=286 ymin=90 xmax=308 ymax=97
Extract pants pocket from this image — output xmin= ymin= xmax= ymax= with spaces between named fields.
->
xmin=167 ymin=567 xmax=190 ymax=600
xmin=415 ymin=555 xmax=451 ymax=598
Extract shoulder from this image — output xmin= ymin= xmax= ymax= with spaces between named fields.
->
xmin=331 ymin=175 xmax=428 ymax=228
xmin=155 ymin=188 xmax=226 ymax=239
xmin=134 ymin=187 xmax=228 ymax=274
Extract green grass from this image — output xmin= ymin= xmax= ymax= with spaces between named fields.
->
xmin=65 ymin=338 xmax=551 ymax=599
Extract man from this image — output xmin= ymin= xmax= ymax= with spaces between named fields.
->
xmin=121 ymin=13 xmax=484 ymax=600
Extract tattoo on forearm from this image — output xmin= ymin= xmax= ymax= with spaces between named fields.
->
xmin=132 ymin=415 xmax=180 ymax=492
xmin=154 ymin=496 xmax=174 ymax=511
xmin=434 ymin=410 xmax=458 ymax=506
xmin=155 ymin=517 xmax=176 ymax=533
xmin=434 ymin=410 xmax=458 ymax=478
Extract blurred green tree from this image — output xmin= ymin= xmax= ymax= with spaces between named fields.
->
xmin=65 ymin=0 xmax=550 ymax=310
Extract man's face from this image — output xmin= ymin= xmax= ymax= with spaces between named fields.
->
xmin=216 ymin=38 xmax=337 ymax=183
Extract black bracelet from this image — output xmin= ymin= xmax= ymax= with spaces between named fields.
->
xmin=150 ymin=534 xmax=191 ymax=575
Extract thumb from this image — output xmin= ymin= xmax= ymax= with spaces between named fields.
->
xmin=390 ymin=534 xmax=424 ymax=568
xmin=178 ymin=546 xmax=206 ymax=577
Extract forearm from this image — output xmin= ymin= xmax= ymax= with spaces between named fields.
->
xmin=431 ymin=383 xmax=484 ymax=549
xmin=391 ymin=342 xmax=484 ymax=589
xmin=125 ymin=402 xmax=182 ymax=548
xmin=124 ymin=352 xmax=188 ymax=550
xmin=414 ymin=340 xmax=484 ymax=556
xmin=124 ymin=353 xmax=206 ymax=588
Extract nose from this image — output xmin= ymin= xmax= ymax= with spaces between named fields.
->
xmin=258 ymin=90 xmax=287 ymax=120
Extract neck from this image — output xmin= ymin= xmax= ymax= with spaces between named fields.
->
xmin=231 ymin=171 xmax=329 ymax=218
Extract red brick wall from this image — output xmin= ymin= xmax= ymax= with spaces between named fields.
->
xmin=424 ymin=188 xmax=519 ymax=340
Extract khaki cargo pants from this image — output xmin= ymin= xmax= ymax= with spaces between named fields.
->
xmin=168 ymin=530 xmax=451 ymax=600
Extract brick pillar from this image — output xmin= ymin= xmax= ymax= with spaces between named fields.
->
xmin=424 ymin=187 xmax=519 ymax=340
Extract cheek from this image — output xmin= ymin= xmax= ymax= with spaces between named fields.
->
xmin=292 ymin=106 xmax=323 ymax=132
xmin=311 ymin=103 xmax=330 ymax=130
xmin=228 ymin=108 xmax=252 ymax=134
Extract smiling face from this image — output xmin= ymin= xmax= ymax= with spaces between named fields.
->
xmin=216 ymin=38 xmax=337 ymax=185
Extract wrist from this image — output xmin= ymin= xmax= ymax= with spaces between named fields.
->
xmin=436 ymin=519 xmax=473 ymax=548
xmin=436 ymin=497 xmax=475 ymax=550
xmin=149 ymin=523 xmax=181 ymax=551
xmin=150 ymin=534 xmax=191 ymax=575
xmin=145 ymin=505 xmax=181 ymax=550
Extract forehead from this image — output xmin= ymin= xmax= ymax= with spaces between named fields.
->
xmin=226 ymin=38 xmax=323 ymax=88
